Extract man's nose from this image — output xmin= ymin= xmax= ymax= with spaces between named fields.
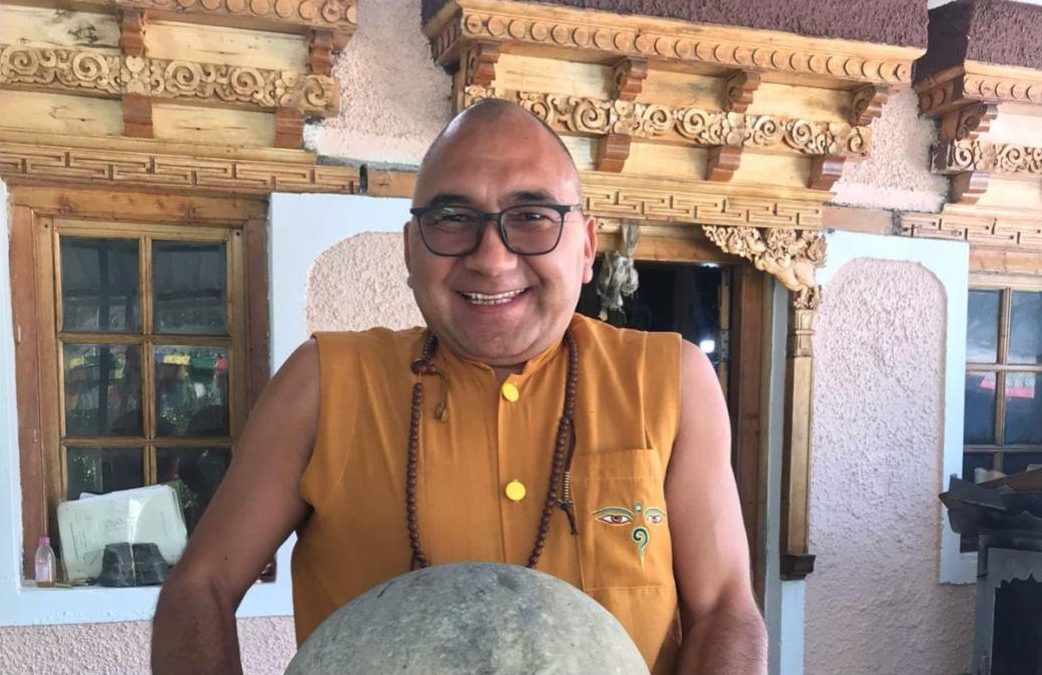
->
xmin=463 ymin=218 xmax=517 ymax=275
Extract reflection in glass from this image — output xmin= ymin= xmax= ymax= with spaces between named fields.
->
xmin=1003 ymin=452 xmax=1042 ymax=475
xmin=66 ymin=447 xmax=143 ymax=499
xmin=60 ymin=237 xmax=139 ymax=333
xmin=963 ymin=452 xmax=995 ymax=483
xmin=966 ymin=290 xmax=1000 ymax=364
xmin=157 ymin=448 xmax=230 ymax=532
xmin=63 ymin=344 xmax=142 ymax=437
xmin=155 ymin=345 xmax=229 ymax=436
xmin=153 ymin=241 xmax=227 ymax=335
xmin=1004 ymin=372 xmax=1042 ymax=445
xmin=1009 ymin=291 xmax=1042 ymax=365
xmin=964 ymin=372 xmax=997 ymax=445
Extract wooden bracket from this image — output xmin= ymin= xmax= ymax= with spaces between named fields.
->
xmin=308 ymin=29 xmax=334 ymax=76
xmin=119 ymin=9 xmax=147 ymax=58
xmin=722 ymin=70 xmax=761 ymax=113
xmin=781 ymin=553 xmax=817 ymax=580
xmin=707 ymin=146 xmax=742 ymax=182
xmin=274 ymin=107 xmax=305 ymax=149
xmin=809 ymin=155 xmax=846 ymax=191
xmin=849 ymin=85 xmax=890 ymax=126
xmin=939 ymin=102 xmax=998 ymax=143
xmin=465 ymin=41 xmax=501 ymax=88
xmin=950 ymin=171 xmax=990 ymax=205
xmin=596 ymin=133 xmax=631 ymax=172
xmin=122 ymin=94 xmax=153 ymax=138
xmin=611 ymin=57 xmax=648 ymax=102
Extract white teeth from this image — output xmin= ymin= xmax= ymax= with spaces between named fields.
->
xmin=462 ymin=289 xmax=526 ymax=305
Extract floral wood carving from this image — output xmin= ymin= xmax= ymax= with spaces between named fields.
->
xmin=428 ymin=3 xmax=914 ymax=86
xmin=934 ymin=140 xmax=1042 ymax=176
xmin=703 ymin=225 xmax=826 ymax=308
xmin=464 ymin=87 xmax=871 ymax=158
xmin=0 ymin=139 xmax=358 ymax=194
xmin=0 ymin=45 xmax=339 ymax=115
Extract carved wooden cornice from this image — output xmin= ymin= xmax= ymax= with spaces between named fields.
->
xmin=425 ymin=0 xmax=921 ymax=87
xmin=917 ymin=64 xmax=1042 ymax=117
xmin=581 ymin=172 xmax=824 ymax=229
xmin=900 ymin=209 xmax=1042 ymax=251
xmin=21 ymin=0 xmax=357 ymax=49
xmin=0 ymin=44 xmax=339 ymax=115
xmin=702 ymin=225 xmax=825 ymax=308
xmin=933 ymin=140 xmax=1042 ymax=176
xmin=464 ymin=86 xmax=871 ymax=158
xmin=0 ymin=131 xmax=358 ymax=194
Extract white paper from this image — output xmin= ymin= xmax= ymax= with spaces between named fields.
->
xmin=57 ymin=484 xmax=188 ymax=582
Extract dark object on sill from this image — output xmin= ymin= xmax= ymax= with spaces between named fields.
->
xmin=939 ymin=475 xmax=1042 ymax=552
xmin=97 ymin=542 xmax=170 ymax=587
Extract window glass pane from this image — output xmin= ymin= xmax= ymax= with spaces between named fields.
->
xmin=964 ymin=372 xmax=996 ymax=444
xmin=155 ymin=346 xmax=229 ymax=437
xmin=60 ymin=237 xmax=139 ymax=333
xmin=1002 ymin=452 xmax=1042 ymax=475
xmin=63 ymin=344 xmax=142 ymax=437
xmin=962 ymin=452 xmax=996 ymax=483
xmin=967 ymin=289 xmax=1001 ymax=364
xmin=1009 ymin=291 xmax=1042 ymax=365
xmin=157 ymin=448 xmax=230 ymax=533
xmin=66 ymin=447 xmax=143 ymax=499
xmin=1004 ymin=372 xmax=1042 ymax=445
xmin=153 ymin=241 xmax=227 ymax=335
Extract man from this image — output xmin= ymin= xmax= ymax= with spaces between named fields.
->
xmin=152 ymin=99 xmax=766 ymax=674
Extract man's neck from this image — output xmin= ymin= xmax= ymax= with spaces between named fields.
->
xmin=491 ymin=364 xmax=524 ymax=384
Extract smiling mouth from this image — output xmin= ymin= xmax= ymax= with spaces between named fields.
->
xmin=459 ymin=288 xmax=529 ymax=306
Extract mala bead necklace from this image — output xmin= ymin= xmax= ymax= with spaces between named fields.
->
xmin=406 ymin=329 xmax=579 ymax=570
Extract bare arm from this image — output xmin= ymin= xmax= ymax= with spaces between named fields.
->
xmin=152 ymin=340 xmax=320 ymax=675
xmin=667 ymin=341 xmax=767 ymax=675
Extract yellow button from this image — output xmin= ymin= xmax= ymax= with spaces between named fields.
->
xmin=501 ymin=381 xmax=520 ymax=402
xmin=504 ymin=480 xmax=526 ymax=502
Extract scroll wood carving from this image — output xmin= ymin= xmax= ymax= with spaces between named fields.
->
xmin=465 ymin=87 xmax=871 ymax=158
xmin=935 ymin=140 xmax=1042 ymax=176
xmin=463 ymin=41 xmax=501 ymax=87
xmin=0 ymin=45 xmax=339 ymax=115
xmin=611 ymin=57 xmax=648 ymax=101
xmin=703 ymin=225 xmax=825 ymax=308
xmin=723 ymin=70 xmax=760 ymax=113
xmin=849 ymin=85 xmax=889 ymax=126
xmin=429 ymin=3 xmax=915 ymax=86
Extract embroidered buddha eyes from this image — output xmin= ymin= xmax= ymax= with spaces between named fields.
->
xmin=591 ymin=503 xmax=667 ymax=566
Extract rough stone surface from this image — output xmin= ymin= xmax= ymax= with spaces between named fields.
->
xmin=831 ymin=89 xmax=948 ymax=213
xmin=806 ymin=259 xmax=974 ymax=675
xmin=306 ymin=232 xmax=424 ymax=334
xmin=286 ymin=563 xmax=649 ymax=675
xmin=308 ymin=0 xmax=453 ymax=166
xmin=422 ymin=0 xmax=927 ymax=47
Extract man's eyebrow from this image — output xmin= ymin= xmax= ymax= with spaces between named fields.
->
xmin=426 ymin=193 xmax=473 ymax=208
xmin=504 ymin=190 xmax=557 ymax=204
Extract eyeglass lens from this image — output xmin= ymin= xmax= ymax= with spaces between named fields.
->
xmin=418 ymin=206 xmax=565 ymax=255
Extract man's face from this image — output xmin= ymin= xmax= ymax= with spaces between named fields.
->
xmin=405 ymin=114 xmax=596 ymax=367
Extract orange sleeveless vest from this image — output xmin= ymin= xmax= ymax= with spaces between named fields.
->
xmin=292 ymin=314 xmax=682 ymax=673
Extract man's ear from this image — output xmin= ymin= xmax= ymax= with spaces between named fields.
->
xmin=581 ymin=213 xmax=597 ymax=284
xmin=403 ymin=221 xmax=414 ymax=289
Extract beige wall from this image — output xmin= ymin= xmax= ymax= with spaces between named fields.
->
xmin=806 ymin=259 xmax=974 ymax=674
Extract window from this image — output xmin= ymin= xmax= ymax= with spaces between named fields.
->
xmin=964 ymin=278 xmax=1042 ymax=482
xmin=9 ymin=188 xmax=268 ymax=579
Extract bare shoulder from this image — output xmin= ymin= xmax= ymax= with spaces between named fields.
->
xmin=670 ymin=339 xmax=731 ymax=468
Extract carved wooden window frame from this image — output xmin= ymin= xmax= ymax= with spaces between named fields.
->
xmin=8 ymin=186 xmax=270 ymax=577
xmin=964 ymin=273 xmax=1042 ymax=484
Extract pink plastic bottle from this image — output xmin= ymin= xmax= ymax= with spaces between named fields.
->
xmin=34 ymin=535 xmax=56 ymax=587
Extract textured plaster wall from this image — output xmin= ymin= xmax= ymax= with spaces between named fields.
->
xmin=306 ymin=232 xmax=423 ymax=333
xmin=806 ymin=259 xmax=974 ymax=675
xmin=831 ymin=89 xmax=949 ymax=213
xmin=305 ymin=0 xmax=452 ymax=167
xmin=0 ymin=617 xmax=295 ymax=674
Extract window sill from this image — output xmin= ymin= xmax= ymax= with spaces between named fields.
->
xmin=0 ymin=540 xmax=295 ymax=626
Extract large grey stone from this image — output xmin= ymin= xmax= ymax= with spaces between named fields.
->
xmin=285 ymin=562 xmax=649 ymax=675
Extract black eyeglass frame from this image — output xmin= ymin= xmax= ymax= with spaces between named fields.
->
xmin=409 ymin=203 xmax=583 ymax=257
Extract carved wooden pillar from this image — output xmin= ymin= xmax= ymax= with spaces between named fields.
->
xmin=119 ymin=9 xmax=152 ymax=138
xmin=703 ymin=225 xmax=826 ymax=580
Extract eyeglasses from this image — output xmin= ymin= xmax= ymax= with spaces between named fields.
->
xmin=409 ymin=204 xmax=582 ymax=257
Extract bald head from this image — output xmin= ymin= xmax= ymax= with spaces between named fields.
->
xmin=414 ymin=99 xmax=583 ymax=206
